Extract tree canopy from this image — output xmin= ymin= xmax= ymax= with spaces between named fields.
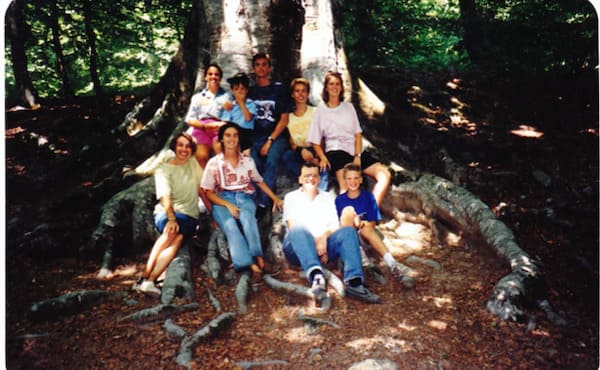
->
xmin=4 ymin=0 xmax=597 ymax=103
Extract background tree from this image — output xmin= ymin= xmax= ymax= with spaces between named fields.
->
xmin=5 ymin=0 xmax=38 ymax=108
xmin=47 ymin=0 xmax=73 ymax=97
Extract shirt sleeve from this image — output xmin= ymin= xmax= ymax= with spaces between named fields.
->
xmin=306 ymin=106 xmax=322 ymax=145
xmin=185 ymin=94 xmax=201 ymax=122
xmin=349 ymin=103 xmax=363 ymax=134
xmin=247 ymin=156 xmax=264 ymax=183
xmin=365 ymin=192 xmax=381 ymax=222
xmin=154 ymin=165 xmax=170 ymax=200
xmin=200 ymin=158 xmax=218 ymax=191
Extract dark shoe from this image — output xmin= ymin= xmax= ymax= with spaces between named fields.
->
xmin=346 ymin=284 xmax=381 ymax=304
xmin=310 ymin=273 xmax=327 ymax=298
xmin=389 ymin=261 xmax=416 ymax=289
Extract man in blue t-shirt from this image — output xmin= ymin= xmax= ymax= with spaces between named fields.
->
xmin=248 ymin=52 xmax=292 ymax=214
xmin=335 ymin=163 xmax=416 ymax=288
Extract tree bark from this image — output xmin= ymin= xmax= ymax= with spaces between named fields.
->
xmin=48 ymin=0 xmax=74 ymax=98
xmin=82 ymin=0 xmax=103 ymax=96
xmin=458 ymin=0 xmax=488 ymax=65
xmin=6 ymin=0 xmax=38 ymax=108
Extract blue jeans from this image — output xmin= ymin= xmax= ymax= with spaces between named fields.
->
xmin=154 ymin=212 xmax=198 ymax=238
xmin=211 ymin=191 xmax=263 ymax=271
xmin=251 ymin=135 xmax=289 ymax=207
xmin=281 ymin=149 xmax=329 ymax=191
xmin=282 ymin=226 xmax=364 ymax=284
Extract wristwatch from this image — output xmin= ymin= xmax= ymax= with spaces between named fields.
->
xmin=355 ymin=152 xmax=361 ymax=158
xmin=267 ymin=136 xmax=274 ymax=142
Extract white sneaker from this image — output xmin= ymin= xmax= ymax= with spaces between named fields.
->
xmin=137 ymin=279 xmax=161 ymax=297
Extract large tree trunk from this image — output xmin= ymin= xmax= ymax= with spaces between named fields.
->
xmin=6 ymin=0 xmax=38 ymax=108
xmin=458 ymin=0 xmax=488 ymax=65
xmin=90 ymin=0 xmax=556 ymax=325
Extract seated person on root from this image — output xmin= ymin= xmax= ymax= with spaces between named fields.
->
xmin=201 ymin=122 xmax=283 ymax=276
xmin=220 ymin=72 xmax=256 ymax=155
xmin=185 ymin=63 xmax=229 ymax=169
xmin=248 ymin=52 xmax=293 ymax=212
xmin=307 ymin=70 xmax=391 ymax=206
xmin=281 ymin=77 xmax=329 ymax=191
xmin=135 ymin=132 xmax=203 ymax=297
xmin=281 ymin=162 xmax=381 ymax=304
xmin=336 ymin=163 xmax=415 ymax=287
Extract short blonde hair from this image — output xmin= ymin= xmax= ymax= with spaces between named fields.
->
xmin=290 ymin=77 xmax=310 ymax=93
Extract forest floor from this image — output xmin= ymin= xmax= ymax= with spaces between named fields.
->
xmin=4 ymin=72 xmax=599 ymax=369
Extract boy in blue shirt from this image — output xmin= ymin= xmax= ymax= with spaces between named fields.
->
xmin=220 ymin=72 xmax=256 ymax=153
xmin=335 ymin=163 xmax=416 ymax=288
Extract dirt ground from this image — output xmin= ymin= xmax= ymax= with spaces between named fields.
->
xmin=4 ymin=75 xmax=599 ymax=369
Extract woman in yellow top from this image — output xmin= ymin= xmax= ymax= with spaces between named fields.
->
xmin=135 ymin=132 xmax=204 ymax=296
xmin=281 ymin=77 xmax=329 ymax=190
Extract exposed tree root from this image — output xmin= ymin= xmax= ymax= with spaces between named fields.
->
xmin=119 ymin=302 xmax=199 ymax=323
xmin=203 ymin=281 xmax=222 ymax=312
xmin=206 ymin=228 xmax=228 ymax=284
xmin=83 ymin=176 xmax=156 ymax=273
xmin=388 ymin=173 xmax=563 ymax=324
xmin=163 ymin=318 xmax=187 ymax=339
xmin=235 ymin=271 xmax=252 ymax=314
xmin=161 ymin=244 xmax=195 ymax=304
xmin=28 ymin=290 xmax=126 ymax=320
xmin=176 ymin=312 xmax=236 ymax=368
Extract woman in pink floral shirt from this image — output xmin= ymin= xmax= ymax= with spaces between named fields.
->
xmin=201 ymin=122 xmax=283 ymax=274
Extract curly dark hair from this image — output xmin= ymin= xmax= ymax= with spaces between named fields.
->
xmin=169 ymin=132 xmax=197 ymax=154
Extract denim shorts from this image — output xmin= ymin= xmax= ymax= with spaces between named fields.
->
xmin=154 ymin=212 xmax=198 ymax=238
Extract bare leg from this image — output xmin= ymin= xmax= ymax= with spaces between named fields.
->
xmin=148 ymin=234 xmax=184 ymax=281
xmin=359 ymin=224 xmax=389 ymax=258
xmin=335 ymin=169 xmax=347 ymax=194
xmin=212 ymin=140 xmax=222 ymax=155
xmin=339 ymin=206 xmax=358 ymax=227
xmin=143 ymin=232 xmax=179 ymax=279
xmin=195 ymin=144 xmax=211 ymax=169
xmin=363 ymin=163 xmax=391 ymax=206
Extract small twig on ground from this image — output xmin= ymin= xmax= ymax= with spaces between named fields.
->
xmin=235 ymin=360 xmax=290 ymax=369
xmin=297 ymin=310 xmax=340 ymax=329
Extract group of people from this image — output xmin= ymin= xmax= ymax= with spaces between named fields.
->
xmin=134 ymin=52 xmax=411 ymax=304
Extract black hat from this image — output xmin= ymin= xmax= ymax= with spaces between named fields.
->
xmin=226 ymin=72 xmax=250 ymax=87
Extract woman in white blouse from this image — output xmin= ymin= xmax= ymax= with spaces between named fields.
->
xmin=307 ymin=71 xmax=391 ymax=206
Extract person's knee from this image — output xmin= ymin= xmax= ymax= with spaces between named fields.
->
xmin=375 ymin=165 xmax=391 ymax=182
xmin=340 ymin=206 xmax=356 ymax=226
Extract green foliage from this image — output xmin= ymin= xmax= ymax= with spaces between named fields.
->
xmin=5 ymin=0 xmax=190 ymax=99
xmin=342 ymin=0 xmax=597 ymax=78
xmin=474 ymin=0 xmax=597 ymax=78
xmin=342 ymin=0 xmax=469 ymax=72
xmin=5 ymin=0 xmax=596 ymax=100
